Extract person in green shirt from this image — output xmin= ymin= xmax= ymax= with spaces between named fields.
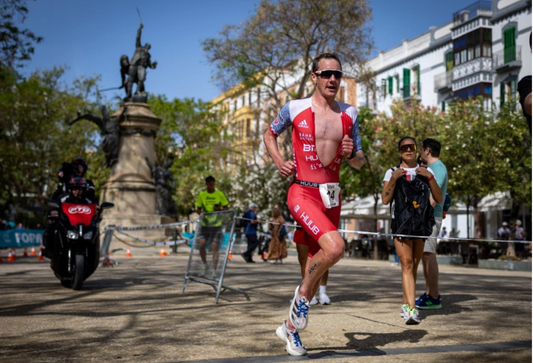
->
xmin=195 ymin=176 xmax=229 ymax=277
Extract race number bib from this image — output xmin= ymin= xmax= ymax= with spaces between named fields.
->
xmin=319 ymin=183 xmax=341 ymax=209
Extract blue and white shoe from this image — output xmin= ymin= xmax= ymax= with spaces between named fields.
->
xmin=289 ymin=285 xmax=310 ymax=330
xmin=276 ymin=321 xmax=307 ymax=356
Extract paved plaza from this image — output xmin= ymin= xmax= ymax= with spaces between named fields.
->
xmin=0 ymin=252 xmax=531 ymax=362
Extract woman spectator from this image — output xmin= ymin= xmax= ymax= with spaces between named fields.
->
xmin=267 ymin=204 xmax=287 ymax=264
xmin=381 ymin=136 xmax=442 ymax=325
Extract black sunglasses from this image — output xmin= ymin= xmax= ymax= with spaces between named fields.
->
xmin=314 ymin=69 xmax=343 ymax=80
xmin=399 ymin=144 xmax=417 ymax=153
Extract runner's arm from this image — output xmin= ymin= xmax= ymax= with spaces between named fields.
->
xmin=263 ymin=103 xmax=294 ymax=178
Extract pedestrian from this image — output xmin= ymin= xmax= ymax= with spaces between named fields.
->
xmin=513 ymin=219 xmax=526 ymax=259
xmin=242 ymin=203 xmax=260 ymax=263
xmin=416 ymin=138 xmax=448 ymax=312
xmin=267 ymin=204 xmax=287 ymax=264
xmin=195 ymin=176 xmax=229 ymax=278
xmin=382 ymin=136 xmax=442 ymax=324
xmin=263 ymin=52 xmax=365 ymax=356
xmin=450 ymin=227 xmax=459 ymax=239
xmin=438 ymin=227 xmax=448 ymax=239
xmin=16 ymin=223 xmax=24 ymax=230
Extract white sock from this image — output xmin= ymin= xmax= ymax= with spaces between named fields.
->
xmin=319 ymin=285 xmax=327 ymax=294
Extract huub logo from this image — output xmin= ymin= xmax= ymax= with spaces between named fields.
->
xmin=68 ymin=206 xmax=92 ymax=214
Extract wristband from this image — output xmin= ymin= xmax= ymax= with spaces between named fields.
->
xmin=347 ymin=149 xmax=357 ymax=160
xmin=428 ymin=175 xmax=434 ymax=182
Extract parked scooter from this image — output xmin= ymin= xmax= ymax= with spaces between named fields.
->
xmin=45 ymin=187 xmax=113 ymax=290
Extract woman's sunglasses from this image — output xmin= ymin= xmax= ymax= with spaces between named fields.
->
xmin=314 ymin=69 xmax=343 ymax=80
xmin=399 ymin=144 xmax=417 ymax=153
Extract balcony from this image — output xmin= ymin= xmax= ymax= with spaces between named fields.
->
xmin=434 ymin=71 xmax=453 ymax=92
xmin=453 ymin=57 xmax=492 ymax=81
xmin=493 ymin=45 xmax=522 ymax=73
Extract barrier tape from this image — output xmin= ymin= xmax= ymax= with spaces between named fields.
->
xmin=235 ymin=217 xmax=530 ymax=244
xmin=114 ymin=229 xmax=189 ymax=246
xmin=116 ymin=219 xmax=197 ymax=231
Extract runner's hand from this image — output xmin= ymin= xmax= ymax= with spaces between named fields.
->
xmin=278 ymin=160 xmax=295 ymax=178
xmin=341 ymin=135 xmax=354 ymax=157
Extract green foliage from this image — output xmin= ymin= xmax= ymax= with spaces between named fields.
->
xmin=203 ymin=0 xmax=372 ymax=99
xmin=352 ymin=97 xmax=531 ymax=230
xmin=0 ymin=0 xmax=43 ymax=69
xmin=0 ymin=67 xmax=104 ymax=221
xmin=148 ymin=95 xmax=233 ymax=217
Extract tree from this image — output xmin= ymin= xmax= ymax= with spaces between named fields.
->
xmin=0 ymin=67 xmax=104 ymax=224
xmin=440 ymin=98 xmax=531 ymax=241
xmin=0 ymin=0 xmax=43 ymax=69
xmin=148 ymin=95 xmax=233 ymax=218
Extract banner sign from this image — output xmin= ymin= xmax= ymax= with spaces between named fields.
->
xmin=0 ymin=230 xmax=45 ymax=248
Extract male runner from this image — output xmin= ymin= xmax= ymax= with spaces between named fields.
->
xmin=263 ymin=53 xmax=365 ymax=356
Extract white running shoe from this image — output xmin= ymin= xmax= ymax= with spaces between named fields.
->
xmin=202 ymin=264 xmax=209 ymax=276
xmin=310 ymin=296 xmax=318 ymax=306
xmin=319 ymin=292 xmax=331 ymax=305
xmin=276 ymin=321 xmax=307 ymax=356
xmin=406 ymin=308 xmax=421 ymax=325
xmin=400 ymin=304 xmax=410 ymax=320
xmin=289 ymin=285 xmax=310 ymax=330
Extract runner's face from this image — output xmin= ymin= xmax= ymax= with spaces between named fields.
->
xmin=206 ymin=180 xmax=216 ymax=192
xmin=313 ymin=58 xmax=341 ymax=99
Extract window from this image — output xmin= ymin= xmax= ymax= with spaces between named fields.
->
xmin=395 ymin=74 xmax=400 ymax=93
xmin=503 ymin=26 xmax=516 ymax=63
xmin=388 ymin=76 xmax=393 ymax=95
xmin=257 ymin=88 xmax=261 ymax=107
xmin=475 ymin=45 xmax=481 ymax=58
xmin=461 ymin=49 xmax=467 ymax=63
xmin=445 ymin=52 xmax=454 ymax=71
xmin=468 ymin=48 xmax=474 ymax=61
xmin=246 ymin=118 xmax=251 ymax=137
xmin=403 ymin=68 xmax=410 ymax=98
xmin=483 ymin=44 xmax=492 ymax=57
xmin=381 ymin=79 xmax=387 ymax=98
xmin=455 ymin=53 xmax=461 ymax=65
xmin=500 ymin=78 xmax=517 ymax=107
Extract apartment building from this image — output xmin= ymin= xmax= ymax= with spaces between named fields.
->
xmin=357 ymin=0 xmax=532 ymax=113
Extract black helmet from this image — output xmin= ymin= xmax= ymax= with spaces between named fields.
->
xmin=71 ymin=157 xmax=88 ymax=176
xmin=68 ymin=177 xmax=87 ymax=190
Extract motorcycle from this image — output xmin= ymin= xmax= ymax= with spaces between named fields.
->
xmin=45 ymin=199 xmax=113 ymax=290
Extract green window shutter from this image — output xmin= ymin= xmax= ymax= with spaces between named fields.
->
xmin=403 ymin=68 xmax=410 ymax=98
xmin=441 ymin=101 xmax=446 ymax=112
xmin=445 ymin=52 xmax=454 ymax=72
xmin=388 ymin=76 xmax=393 ymax=95
xmin=500 ymin=82 xmax=505 ymax=107
xmin=417 ymin=66 xmax=421 ymax=95
xmin=503 ymin=26 xmax=516 ymax=63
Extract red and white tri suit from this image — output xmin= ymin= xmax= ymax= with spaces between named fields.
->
xmin=269 ymin=98 xmax=362 ymax=256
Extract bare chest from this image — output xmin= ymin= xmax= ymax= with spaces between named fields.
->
xmin=313 ymin=109 xmax=343 ymax=143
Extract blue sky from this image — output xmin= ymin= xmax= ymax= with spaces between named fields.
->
xmin=21 ymin=0 xmax=472 ymax=103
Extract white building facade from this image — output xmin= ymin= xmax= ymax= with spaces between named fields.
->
xmin=357 ymin=0 xmax=532 ymax=113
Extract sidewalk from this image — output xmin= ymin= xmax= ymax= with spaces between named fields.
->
xmin=0 ymin=255 xmax=530 ymax=362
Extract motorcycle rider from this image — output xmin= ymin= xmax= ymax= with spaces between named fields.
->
xmin=52 ymin=157 xmax=96 ymax=203
xmin=44 ymin=158 xmax=95 ymax=258
xmin=60 ymin=177 xmax=93 ymax=204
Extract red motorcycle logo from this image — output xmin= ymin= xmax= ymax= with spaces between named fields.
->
xmin=68 ymin=205 xmax=92 ymax=214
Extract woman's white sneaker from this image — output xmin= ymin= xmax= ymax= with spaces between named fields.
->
xmin=289 ymin=285 xmax=310 ymax=330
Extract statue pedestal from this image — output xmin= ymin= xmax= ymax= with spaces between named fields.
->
xmin=100 ymin=102 xmax=171 ymax=252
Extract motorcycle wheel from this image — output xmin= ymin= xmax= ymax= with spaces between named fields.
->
xmin=60 ymin=279 xmax=72 ymax=288
xmin=72 ymin=254 xmax=85 ymax=290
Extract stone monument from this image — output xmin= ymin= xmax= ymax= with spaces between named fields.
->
xmin=99 ymin=20 xmax=173 ymax=251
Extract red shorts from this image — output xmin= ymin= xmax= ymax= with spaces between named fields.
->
xmin=288 ymin=183 xmax=341 ymax=257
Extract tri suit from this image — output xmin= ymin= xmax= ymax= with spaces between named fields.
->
xmin=269 ymin=98 xmax=362 ymax=256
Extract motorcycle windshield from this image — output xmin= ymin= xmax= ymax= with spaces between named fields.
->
xmin=62 ymin=203 xmax=96 ymax=227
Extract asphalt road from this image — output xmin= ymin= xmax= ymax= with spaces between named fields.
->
xmin=0 ymin=252 xmax=531 ymax=363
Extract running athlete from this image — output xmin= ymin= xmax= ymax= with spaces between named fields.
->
xmin=263 ymin=53 xmax=365 ymax=356
xmin=195 ymin=176 xmax=229 ymax=278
